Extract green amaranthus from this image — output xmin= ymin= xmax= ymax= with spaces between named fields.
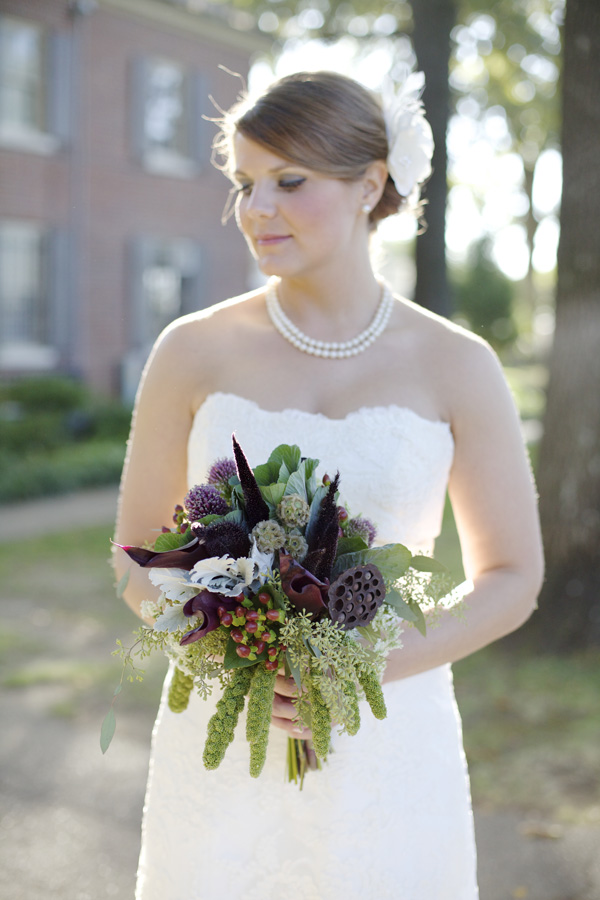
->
xmin=203 ymin=667 xmax=254 ymax=770
xmin=246 ymin=663 xmax=277 ymax=777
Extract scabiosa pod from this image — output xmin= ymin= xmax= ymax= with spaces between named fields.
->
xmin=184 ymin=484 xmax=229 ymax=522
xmin=278 ymin=494 xmax=310 ymax=529
xmin=284 ymin=531 xmax=309 ymax=563
xmin=251 ymin=519 xmax=286 ymax=554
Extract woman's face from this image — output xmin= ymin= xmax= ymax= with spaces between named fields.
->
xmin=232 ymin=133 xmax=368 ymax=279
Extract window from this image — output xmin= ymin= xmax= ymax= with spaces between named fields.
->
xmin=122 ymin=235 xmax=202 ymax=402
xmin=0 ymin=221 xmax=59 ymax=370
xmin=131 ymin=57 xmax=207 ymax=177
xmin=0 ymin=15 xmax=70 ymax=153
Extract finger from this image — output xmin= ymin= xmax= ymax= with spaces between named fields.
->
xmin=271 ymin=715 xmax=312 ymax=739
xmin=274 ymin=675 xmax=299 ymax=698
xmin=271 ymin=692 xmax=297 ymax=720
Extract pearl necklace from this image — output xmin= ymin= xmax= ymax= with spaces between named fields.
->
xmin=265 ymin=280 xmax=394 ymax=359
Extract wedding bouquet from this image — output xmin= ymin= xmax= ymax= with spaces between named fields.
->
xmin=104 ymin=436 xmax=451 ymax=784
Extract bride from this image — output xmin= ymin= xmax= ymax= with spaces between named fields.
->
xmin=114 ymin=71 xmax=544 ymax=899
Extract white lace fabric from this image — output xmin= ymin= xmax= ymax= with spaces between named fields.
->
xmin=135 ymin=393 xmax=479 ymax=900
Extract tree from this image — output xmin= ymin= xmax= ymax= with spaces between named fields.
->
xmin=526 ymin=0 xmax=600 ymax=650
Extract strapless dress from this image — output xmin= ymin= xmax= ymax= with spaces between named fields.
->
xmin=135 ymin=392 xmax=478 ymax=900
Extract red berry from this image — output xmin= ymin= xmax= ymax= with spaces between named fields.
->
xmin=267 ymin=646 xmax=278 ymax=658
xmin=175 ymin=505 xmax=183 ymax=512
xmin=217 ymin=606 xmax=226 ymax=617
xmin=231 ymin=628 xmax=244 ymax=643
xmin=161 ymin=526 xmax=170 ymax=533
xmin=323 ymin=474 xmax=331 ymax=485
xmin=253 ymin=640 xmax=266 ymax=655
xmin=265 ymin=660 xmax=279 ymax=671
xmin=266 ymin=609 xmax=281 ymax=621
xmin=235 ymin=606 xmax=246 ymax=619
xmin=220 ymin=612 xmax=233 ymax=627
xmin=245 ymin=621 xmax=258 ymax=634
xmin=245 ymin=609 xmax=260 ymax=622
xmin=337 ymin=507 xmax=348 ymax=522
xmin=258 ymin=592 xmax=271 ymax=605
xmin=236 ymin=645 xmax=251 ymax=658
xmin=179 ymin=524 xmax=187 ymax=533
xmin=235 ymin=593 xmax=245 ymax=602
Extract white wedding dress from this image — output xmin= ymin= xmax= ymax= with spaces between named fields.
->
xmin=135 ymin=392 xmax=479 ymax=900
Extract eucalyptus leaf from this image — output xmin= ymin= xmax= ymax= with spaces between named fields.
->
xmin=268 ymin=444 xmax=302 ymax=473
xmin=306 ymin=638 xmax=322 ymax=658
xmin=115 ymin=570 xmax=129 ymax=600
xmin=154 ymin=529 xmax=193 ymax=552
xmin=332 ymin=543 xmax=412 ymax=581
xmin=223 ymin=509 xmax=245 ymax=525
xmin=100 ymin=707 xmax=116 ymax=754
xmin=410 ymin=555 xmax=449 ymax=574
xmin=285 ymin=648 xmax=303 ymax=692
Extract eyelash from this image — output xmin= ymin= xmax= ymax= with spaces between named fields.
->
xmin=235 ymin=177 xmax=306 ymax=196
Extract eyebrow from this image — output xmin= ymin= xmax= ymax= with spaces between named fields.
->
xmin=233 ymin=164 xmax=303 ymax=177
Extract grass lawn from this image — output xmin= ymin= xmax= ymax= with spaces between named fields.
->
xmin=1 ymin=524 xmax=598 ymax=825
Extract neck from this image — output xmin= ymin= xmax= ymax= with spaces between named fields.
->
xmin=275 ymin=261 xmax=382 ymax=342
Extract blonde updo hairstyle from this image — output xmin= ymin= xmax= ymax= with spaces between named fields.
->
xmin=214 ymin=71 xmax=405 ymax=227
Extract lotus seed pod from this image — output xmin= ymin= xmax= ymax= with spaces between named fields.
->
xmin=277 ymin=494 xmax=310 ymax=529
xmin=327 ymin=563 xmax=385 ymax=630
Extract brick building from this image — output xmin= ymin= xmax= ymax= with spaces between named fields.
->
xmin=0 ymin=0 xmax=267 ymax=399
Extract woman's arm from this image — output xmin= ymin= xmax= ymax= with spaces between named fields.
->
xmin=113 ymin=321 xmax=200 ymax=619
xmin=383 ymin=339 xmax=544 ymax=683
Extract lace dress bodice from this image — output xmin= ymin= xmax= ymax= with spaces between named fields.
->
xmin=135 ymin=392 xmax=478 ymax=900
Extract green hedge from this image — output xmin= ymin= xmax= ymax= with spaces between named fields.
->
xmin=0 ymin=441 xmax=126 ymax=504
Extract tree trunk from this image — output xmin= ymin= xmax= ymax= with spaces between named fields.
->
xmin=411 ymin=0 xmax=455 ymax=317
xmin=526 ymin=0 xmax=600 ymax=650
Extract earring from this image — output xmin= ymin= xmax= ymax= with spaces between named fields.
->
xmin=362 ymin=204 xmax=372 ymax=214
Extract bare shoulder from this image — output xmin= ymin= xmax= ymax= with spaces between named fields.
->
xmin=158 ymin=285 xmax=266 ymax=354
xmin=392 ymin=295 xmax=511 ymax=425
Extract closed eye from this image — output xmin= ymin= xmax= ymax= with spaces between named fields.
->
xmin=279 ymin=177 xmax=305 ymax=191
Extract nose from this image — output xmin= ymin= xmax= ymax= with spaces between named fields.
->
xmin=243 ymin=183 xmax=276 ymax=219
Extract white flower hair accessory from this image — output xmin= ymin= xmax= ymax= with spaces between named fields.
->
xmin=381 ymin=71 xmax=434 ymax=201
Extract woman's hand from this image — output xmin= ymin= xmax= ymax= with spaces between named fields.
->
xmin=270 ymin=674 xmax=312 ymax=739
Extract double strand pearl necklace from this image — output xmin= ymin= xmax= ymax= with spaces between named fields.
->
xmin=265 ymin=280 xmax=394 ymax=359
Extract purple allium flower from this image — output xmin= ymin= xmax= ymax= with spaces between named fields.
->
xmin=347 ymin=516 xmax=377 ymax=547
xmin=207 ymin=457 xmax=237 ymax=496
xmin=184 ymin=484 xmax=229 ymax=522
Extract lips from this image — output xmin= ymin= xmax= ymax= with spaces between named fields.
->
xmin=255 ymin=234 xmax=291 ymax=245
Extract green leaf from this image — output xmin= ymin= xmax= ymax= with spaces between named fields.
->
xmin=100 ymin=707 xmax=116 ymax=754
xmin=224 ymin=509 xmax=244 ymax=525
xmin=336 ymin=535 xmax=368 ymax=557
xmin=223 ymin=635 xmax=267 ymax=669
xmin=198 ymin=514 xmax=222 ymax=526
xmin=285 ymin=648 xmax=302 ymax=692
xmin=305 ymin=484 xmax=328 ymax=544
xmin=331 ymin=543 xmax=412 ymax=581
xmin=253 ymin=460 xmax=281 ymax=486
xmin=384 ymin=588 xmax=419 ymax=623
xmin=409 ymin=601 xmax=427 ymax=637
xmin=410 ymin=555 xmax=448 ymax=574
xmin=268 ymin=444 xmax=302 ymax=473
xmin=283 ymin=460 xmax=308 ymax=500
xmin=153 ymin=529 xmax=193 ymax=552
xmin=115 ymin=569 xmax=129 ymax=599
xmin=259 ymin=483 xmax=286 ymax=507
xmin=113 ymin=684 xmax=122 ymax=697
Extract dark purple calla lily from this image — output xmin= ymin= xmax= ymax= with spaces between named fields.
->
xmin=112 ymin=537 xmax=209 ymax=570
xmin=180 ymin=590 xmax=239 ymax=645
xmin=279 ymin=553 xmax=329 ymax=616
